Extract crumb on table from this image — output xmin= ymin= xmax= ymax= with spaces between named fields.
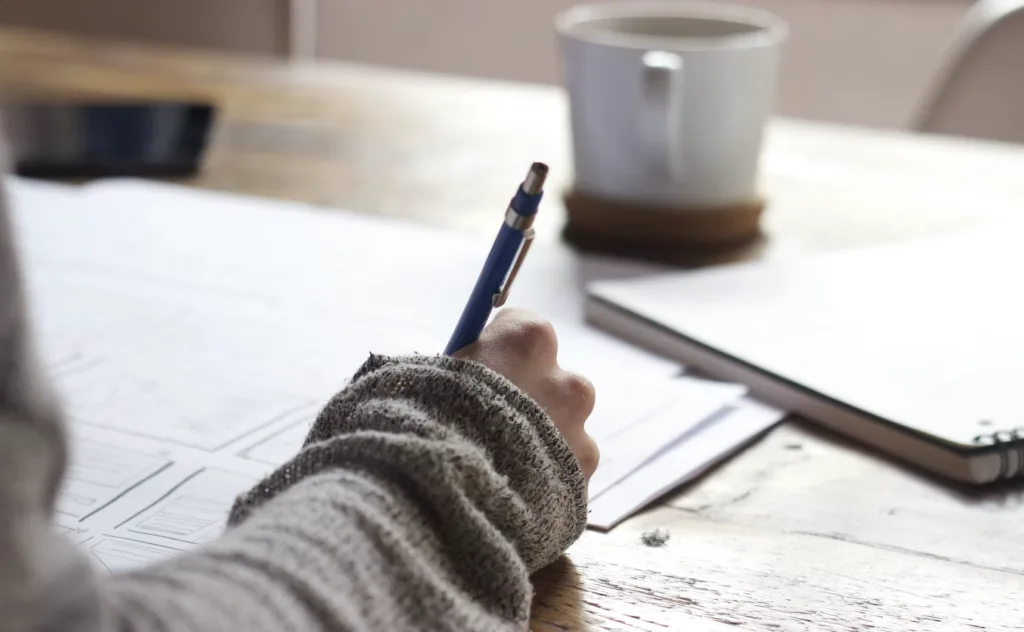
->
xmin=641 ymin=529 xmax=670 ymax=547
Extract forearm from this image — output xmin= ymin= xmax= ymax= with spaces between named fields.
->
xmin=99 ymin=355 xmax=584 ymax=632
xmin=0 ymin=138 xmax=586 ymax=630
xmin=110 ymin=470 xmax=521 ymax=631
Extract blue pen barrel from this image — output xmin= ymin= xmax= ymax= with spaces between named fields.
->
xmin=443 ymin=222 xmax=526 ymax=355
xmin=443 ymin=162 xmax=546 ymax=355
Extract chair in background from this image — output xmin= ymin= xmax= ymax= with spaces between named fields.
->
xmin=911 ymin=0 xmax=1024 ymax=144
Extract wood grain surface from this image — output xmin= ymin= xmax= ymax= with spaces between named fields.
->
xmin=1 ymin=26 xmax=1022 ymax=631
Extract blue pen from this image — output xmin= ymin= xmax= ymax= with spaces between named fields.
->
xmin=444 ymin=162 xmax=548 ymax=355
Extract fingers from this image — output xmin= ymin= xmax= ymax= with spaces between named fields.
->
xmin=453 ymin=307 xmax=600 ymax=481
xmin=550 ymin=368 xmax=599 ymax=479
xmin=550 ymin=404 xmax=600 ymax=480
xmin=552 ymin=368 xmax=596 ymax=424
xmin=483 ymin=309 xmax=594 ymax=421
xmin=575 ymin=433 xmax=600 ymax=479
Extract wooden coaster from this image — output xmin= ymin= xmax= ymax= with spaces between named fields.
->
xmin=562 ymin=189 xmax=767 ymax=266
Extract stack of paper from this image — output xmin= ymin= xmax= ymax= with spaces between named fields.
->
xmin=7 ymin=176 xmax=783 ymax=574
xmin=587 ymin=396 xmax=782 ymax=528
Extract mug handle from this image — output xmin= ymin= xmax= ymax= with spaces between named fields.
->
xmin=641 ymin=51 xmax=684 ymax=180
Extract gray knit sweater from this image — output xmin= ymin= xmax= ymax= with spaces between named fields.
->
xmin=0 ymin=179 xmax=588 ymax=630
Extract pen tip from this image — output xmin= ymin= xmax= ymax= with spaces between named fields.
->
xmin=523 ymin=162 xmax=548 ymax=195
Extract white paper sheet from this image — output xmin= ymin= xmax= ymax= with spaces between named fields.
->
xmin=59 ymin=434 xmax=172 ymax=519
xmin=55 ymin=356 xmax=314 ymax=451
xmin=120 ymin=467 xmax=260 ymax=545
xmin=587 ymin=398 xmax=786 ymax=530
xmin=586 ymin=378 xmax=747 ymax=499
xmin=70 ymin=456 xmax=272 ymax=575
xmin=5 ymin=176 xmax=774 ymax=569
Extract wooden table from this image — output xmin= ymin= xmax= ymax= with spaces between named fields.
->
xmin=2 ymin=27 xmax=1023 ymax=631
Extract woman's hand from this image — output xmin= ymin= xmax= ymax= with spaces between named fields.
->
xmin=454 ymin=308 xmax=600 ymax=481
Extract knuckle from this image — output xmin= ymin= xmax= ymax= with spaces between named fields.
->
xmin=510 ymin=318 xmax=558 ymax=357
xmin=561 ymin=372 xmax=596 ymax=417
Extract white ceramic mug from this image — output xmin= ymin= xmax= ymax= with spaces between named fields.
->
xmin=556 ymin=2 xmax=787 ymax=208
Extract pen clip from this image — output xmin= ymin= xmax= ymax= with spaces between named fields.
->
xmin=493 ymin=227 xmax=535 ymax=307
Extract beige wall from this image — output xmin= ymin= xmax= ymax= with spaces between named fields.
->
xmin=0 ymin=0 xmax=289 ymax=56
xmin=0 ymin=0 xmax=977 ymax=130
xmin=314 ymin=0 xmax=974 ymax=130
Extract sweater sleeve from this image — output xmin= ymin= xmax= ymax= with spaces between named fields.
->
xmin=104 ymin=354 xmax=588 ymax=632
xmin=0 ymin=177 xmax=588 ymax=631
